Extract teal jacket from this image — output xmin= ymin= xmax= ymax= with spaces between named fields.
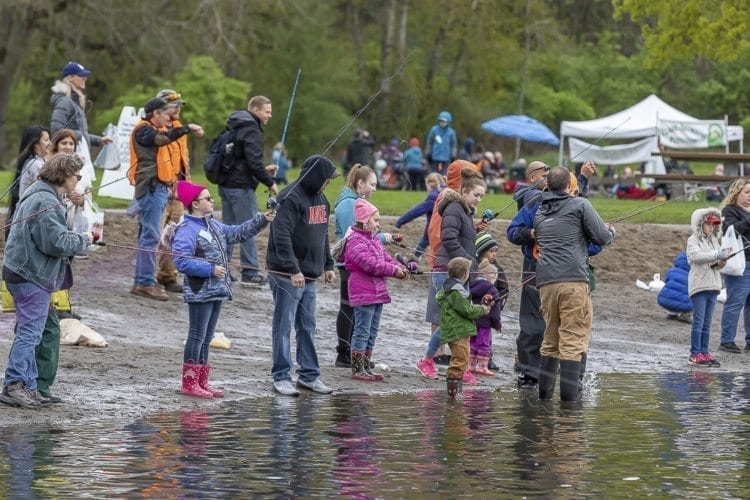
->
xmin=437 ymin=278 xmax=484 ymax=344
xmin=3 ymin=181 xmax=89 ymax=291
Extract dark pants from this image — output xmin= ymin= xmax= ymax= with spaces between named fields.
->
xmin=336 ymin=267 xmax=353 ymax=357
xmin=517 ymin=272 xmax=545 ymax=382
xmin=35 ymin=312 xmax=60 ymax=396
xmin=184 ymin=301 xmax=222 ymax=364
xmin=407 ymin=170 xmax=425 ymax=191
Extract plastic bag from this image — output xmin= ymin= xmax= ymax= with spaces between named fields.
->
xmin=94 ymin=123 xmax=120 ymax=170
xmin=720 ymin=225 xmax=745 ymax=276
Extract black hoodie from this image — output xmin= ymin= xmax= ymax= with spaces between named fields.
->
xmin=266 ymin=155 xmax=337 ymax=278
xmin=220 ymin=110 xmax=276 ymax=190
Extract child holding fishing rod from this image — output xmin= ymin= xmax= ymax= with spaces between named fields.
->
xmin=342 ymin=198 xmax=410 ymax=381
xmin=686 ymin=208 xmax=730 ymax=366
xmin=171 ymin=180 xmax=275 ymax=398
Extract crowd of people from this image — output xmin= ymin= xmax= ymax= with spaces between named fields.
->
xmin=3 ymin=60 xmax=750 ymax=409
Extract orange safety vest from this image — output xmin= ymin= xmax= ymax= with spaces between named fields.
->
xmin=128 ymin=120 xmax=177 ymax=186
xmin=164 ymin=119 xmax=190 ymax=180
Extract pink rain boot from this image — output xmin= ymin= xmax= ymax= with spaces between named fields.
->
xmin=473 ymin=356 xmax=495 ymax=377
xmin=462 ymin=369 xmax=479 ymax=385
xmin=181 ymin=363 xmax=213 ymax=399
xmin=198 ymin=364 xmax=224 ymax=398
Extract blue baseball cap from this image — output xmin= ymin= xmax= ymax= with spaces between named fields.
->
xmin=61 ymin=61 xmax=91 ymax=78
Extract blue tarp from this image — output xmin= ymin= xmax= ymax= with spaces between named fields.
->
xmin=481 ymin=115 xmax=560 ymax=146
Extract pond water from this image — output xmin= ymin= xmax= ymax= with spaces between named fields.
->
xmin=1 ymin=372 xmax=748 ymax=497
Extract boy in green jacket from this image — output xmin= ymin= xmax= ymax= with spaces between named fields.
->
xmin=437 ymin=257 xmax=490 ymax=398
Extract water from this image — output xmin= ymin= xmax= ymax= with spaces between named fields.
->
xmin=1 ymin=372 xmax=749 ymax=497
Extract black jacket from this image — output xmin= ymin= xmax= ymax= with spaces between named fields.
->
xmin=220 ymin=110 xmax=275 ymax=190
xmin=266 ymin=155 xmax=337 ymax=279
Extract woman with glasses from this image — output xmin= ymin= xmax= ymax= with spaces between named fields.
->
xmin=0 ymin=153 xmax=96 ymax=409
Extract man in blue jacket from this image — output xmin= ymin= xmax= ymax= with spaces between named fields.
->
xmin=267 ymin=155 xmax=339 ymax=397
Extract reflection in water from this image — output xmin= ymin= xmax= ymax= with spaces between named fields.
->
xmin=0 ymin=373 xmax=748 ymax=496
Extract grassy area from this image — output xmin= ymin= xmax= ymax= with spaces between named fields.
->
xmin=0 ymin=166 xmax=718 ymax=225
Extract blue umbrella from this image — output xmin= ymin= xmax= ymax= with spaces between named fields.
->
xmin=481 ymin=114 xmax=560 ymax=146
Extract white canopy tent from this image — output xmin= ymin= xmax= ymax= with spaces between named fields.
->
xmin=559 ymin=94 xmax=744 ymax=173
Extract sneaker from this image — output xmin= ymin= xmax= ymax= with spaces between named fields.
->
xmin=676 ymin=312 xmax=692 ymax=324
xmin=462 ymin=370 xmax=479 ymax=385
xmin=719 ymin=342 xmax=742 ymax=353
xmin=273 ymin=379 xmax=300 ymax=397
xmin=296 ymin=378 xmax=333 ymax=394
xmin=130 ymin=284 xmax=169 ymax=301
xmin=703 ymin=352 xmax=721 ymax=367
xmin=689 ymin=353 xmax=709 ymax=366
xmin=433 ymin=354 xmax=451 ymax=366
xmin=240 ymin=275 xmax=268 ymax=287
xmin=416 ymin=358 xmax=439 ymax=380
xmin=0 ymin=382 xmax=40 ymax=409
xmin=160 ymin=281 xmax=183 ymax=293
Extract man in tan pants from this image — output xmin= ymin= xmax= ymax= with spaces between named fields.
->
xmin=155 ymin=89 xmax=203 ymax=292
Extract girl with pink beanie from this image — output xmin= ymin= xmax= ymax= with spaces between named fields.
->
xmin=343 ymin=198 xmax=409 ymax=381
xmin=171 ymin=181 xmax=275 ymax=398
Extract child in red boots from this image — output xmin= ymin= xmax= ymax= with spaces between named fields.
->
xmin=343 ymin=198 xmax=409 ymax=381
xmin=171 ymin=181 xmax=275 ymax=398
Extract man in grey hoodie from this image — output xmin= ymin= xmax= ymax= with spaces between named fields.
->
xmin=533 ymin=166 xmax=614 ymax=402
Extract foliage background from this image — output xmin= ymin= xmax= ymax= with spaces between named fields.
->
xmin=2 ymin=0 xmax=750 ymax=170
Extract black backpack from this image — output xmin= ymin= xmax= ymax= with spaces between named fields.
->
xmin=204 ymin=128 xmax=237 ymax=184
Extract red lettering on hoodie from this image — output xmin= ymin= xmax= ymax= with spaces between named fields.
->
xmin=308 ymin=205 xmax=328 ymax=224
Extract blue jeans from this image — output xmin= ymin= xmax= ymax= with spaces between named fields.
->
xmin=269 ymin=274 xmax=320 ymax=383
xmin=690 ymin=291 xmax=718 ymax=355
xmin=135 ymin=184 xmax=168 ymax=286
xmin=720 ymin=265 xmax=750 ymax=345
xmin=351 ymin=304 xmax=383 ymax=351
xmin=184 ymin=301 xmax=222 ymax=364
xmin=218 ymin=186 xmax=259 ymax=279
xmin=5 ymin=282 xmax=50 ymax=391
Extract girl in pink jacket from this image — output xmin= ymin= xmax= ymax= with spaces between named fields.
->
xmin=344 ymin=199 xmax=409 ymax=381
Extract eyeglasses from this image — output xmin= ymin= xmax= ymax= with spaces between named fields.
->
xmin=196 ymin=196 xmax=214 ymax=203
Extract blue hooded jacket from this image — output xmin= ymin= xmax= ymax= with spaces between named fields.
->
xmin=425 ymin=111 xmax=457 ymax=162
xmin=657 ymin=252 xmax=692 ymax=313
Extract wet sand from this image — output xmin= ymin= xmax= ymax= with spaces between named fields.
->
xmin=0 ymin=213 xmax=742 ymax=427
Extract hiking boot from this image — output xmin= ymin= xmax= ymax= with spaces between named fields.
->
xmin=273 ymin=379 xmax=300 ymax=397
xmin=0 ymin=382 xmax=40 ymax=409
xmin=296 ymin=378 xmax=334 ymax=394
xmin=433 ymin=354 xmax=451 ymax=366
xmin=703 ymin=352 xmax=721 ymax=367
xmin=160 ymin=281 xmax=183 ymax=293
xmin=719 ymin=342 xmax=741 ymax=354
xmin=131 ymin=284 xmax=168 ymax=301
xmin=416 ymin=358 xmax=439 ymax=380
xmin=30 ymin=391 xmax=52 ymax=406
xmin=240 ymin=275 xmax=268 ymax=287
xmin=689 ymin=353 xmax=709 ymax=366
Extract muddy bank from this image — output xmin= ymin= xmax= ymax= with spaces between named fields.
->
xmin=0 ymin=213 xmax=743 ymax=428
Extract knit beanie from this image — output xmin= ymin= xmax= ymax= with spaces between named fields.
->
xmin=354 ymin=198 xmax=378 ymax=224
xmin=176 ymin=180 xmax=207 ymax=208
xmin=475 ymin=231 xmax=498 ymax=259
xmin=478 ymin=258 xmax=498 ymax=281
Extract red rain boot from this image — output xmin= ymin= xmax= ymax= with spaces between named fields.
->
xmin=198 ymin=364 xmax=224 ymax=398
xmin=181 ymin=363 xmax=213 ymax=399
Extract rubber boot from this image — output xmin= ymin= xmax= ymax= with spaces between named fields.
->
xmin=364 ymin=350 xmax=384 ymax=381
xmin=468 ymin=354 xmax=477 ymax=374
xmin=473 ymin=356 xmax=495 ymax=377
xmin=578 ymin=352 xmax=587 ymax=393
xmin=351 ymin=351 xmax=377 ymax=381
xmin=446 ymin=377 xmax=462 ymax=399
xmin=560 ymin=360 xmax=582 ymax=402
xmin=487 ymin=352 xmax=500 ymax=371
xmin=538 ymin=356 xmax=559 ymax=400
xmin=197 ymin=364 xmax=224 ymax=398
xmin=181 ymin=363 xmax=213 ymax=399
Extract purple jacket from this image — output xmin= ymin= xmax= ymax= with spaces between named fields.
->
xmin=344 ymin=226 xmax=403 ymax=307
xmin=470 ymin=278 xmax=502 ymax=331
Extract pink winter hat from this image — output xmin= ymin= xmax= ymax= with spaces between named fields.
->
xmin=176 ymin=181 xmax=207 ymax=208
xmin=354 ymin=198 xmax=378 ymax=224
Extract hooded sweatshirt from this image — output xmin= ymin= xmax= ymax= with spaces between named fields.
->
xmin=266 ymin=155 xmax=337 ymax=279
xmin=686 ymin=207 xmax=723 ymax=297
xmin=425 ymin=111 xmax=457 ymax=162
xmin=221 ymin=110 xmax=276 ymax=190
xmin=533 ymin=191 xmax=613 ymax=287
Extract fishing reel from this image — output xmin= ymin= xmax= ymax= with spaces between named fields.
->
xmin=395 ymin=253 xmax=420 ymax=274
xmin=481 ymin=293 xmax=494 ymax=306
xmin=266 ymin=197 xmax=279 ymax=210
xmin=392 ymin=233 xmax=403 ymax=243
xmin=481 ymin=209 xmax=495 ymax=223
